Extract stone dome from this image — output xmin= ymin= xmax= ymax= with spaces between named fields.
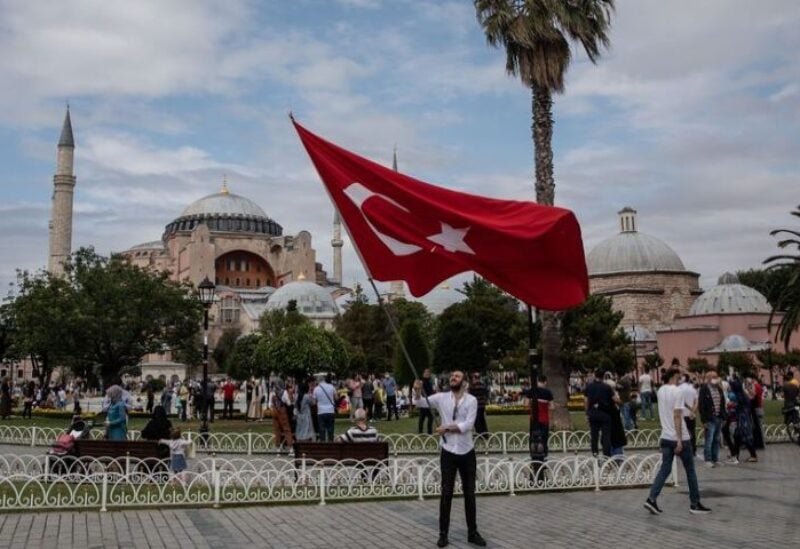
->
xmin=419 ymin=281 xmax=466 ymax=315
xmin=587 ymin=208 xmax=686 ymax=275
xmin=703 ymin=334 xmax=769 ymax=354
xmin=163 ymin=183 xmax=282 ymax=239
xmin=266 ymin=279 xmax=339 ymax=317
xmin=689 ymin=272 xmax=771 ymax=315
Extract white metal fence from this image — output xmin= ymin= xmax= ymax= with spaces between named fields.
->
xmin=0 ymin=452 xmax=667 ymax=512
xmin=0 ymin=424 xmax=791 ymax=455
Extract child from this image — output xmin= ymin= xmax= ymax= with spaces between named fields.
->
xmin=159 ymin=428 xmax=193 ymax=482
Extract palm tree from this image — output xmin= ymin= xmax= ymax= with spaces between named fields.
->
xmin=765 ymin=205 xmax=800 ymax=350
xmin=475 ymin=0 xmax=614 ymax=428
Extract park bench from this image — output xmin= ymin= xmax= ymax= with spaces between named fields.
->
xmin=293 ymin=442 xmax=389 ymax=482
xmin=74 ymin=439 xmax=163 ymax=459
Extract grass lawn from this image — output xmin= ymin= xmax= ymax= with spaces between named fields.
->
xmin=0 ymin=399 xmax=786 ymax=437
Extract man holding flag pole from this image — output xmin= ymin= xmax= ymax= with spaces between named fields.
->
xmin=292 ymin=116 xmax=589 ymax=548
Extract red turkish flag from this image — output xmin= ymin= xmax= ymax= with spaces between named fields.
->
xmin=293 ymin=119 xmax=589 ymax=310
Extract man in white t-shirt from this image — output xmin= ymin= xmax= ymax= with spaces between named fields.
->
xmin=639 ymin=370 xmax=654 ymax=420
xmin=680 ymin=374 xmax=699 ymax=456
xmin=644 ymin=368 xmax=711 ymax=515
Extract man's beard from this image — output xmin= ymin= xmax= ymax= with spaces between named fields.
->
xmin=450 ymin=383 xmax=462 ymax=392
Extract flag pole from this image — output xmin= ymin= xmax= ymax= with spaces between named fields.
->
xmin=366 ymin=278 xmax=445 ymax=441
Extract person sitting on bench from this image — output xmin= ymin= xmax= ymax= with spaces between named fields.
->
xmin=337 ymin=408 xmax=379 ymax=443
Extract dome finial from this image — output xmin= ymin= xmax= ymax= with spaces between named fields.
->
xmin=220 ymin=174 xmax=230 ymax=195
xmin=297 ymin=271 xmax=306 ymax=281
xmin=618 ymin=206 xmax=637 ymax=233
xmin=718 ymin=272 xmax=739 ymax=285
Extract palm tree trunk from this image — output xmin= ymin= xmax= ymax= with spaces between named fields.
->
xmin=532 ymin=84 xmax=571 ymax=429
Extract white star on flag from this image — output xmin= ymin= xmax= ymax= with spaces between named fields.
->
xmin=427 ymin=222 xmax=475 ymax=254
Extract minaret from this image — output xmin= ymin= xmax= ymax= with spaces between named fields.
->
xmin=48 ymin=107 xmax=76 ymax=275
xmin=388 ymin=146 xmax=406 ymax=300
xmin=331 ymin=211 xmax=343 ymax=286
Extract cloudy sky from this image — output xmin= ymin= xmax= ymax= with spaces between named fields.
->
xmin=1 ymin=0 xmax=798 ymax=299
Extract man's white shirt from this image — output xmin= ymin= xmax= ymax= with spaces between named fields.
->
xmin=657 ymin=384 xmax=690 ymax=442
xmin=680 ymin=382 xmax=698 ymax=418
xmin=417 ymin=391 xmax=477 ymax=455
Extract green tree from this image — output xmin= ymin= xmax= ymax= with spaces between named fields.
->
xmin=737 ymin=267 xmax=793 ymax=310
xmin=226 ymin=333 xmax=263 ymax=380
xmin=433 ymin=318 xmax=487 ymax=374
xmin=388 ymin=298 xmax=435 ymax=347
xmin=764 ymin=205 xmax=800 ymax=349
xmin=643 ymin=352 xmax=664 ymax=374
xmin=439 ymin=277 xmax=525 ymax=361
xmin=475 ymin=0 xmax=614 ymax=428
xmin=68 ymin=248 xmax=203 ymax=386
xmin=561 ymin=295 xmax=633 ymax=377
xmin=717 ymin=352 xmax=755 ymax=377
xmin=322 ymin=329 xmax=350 ymax=378
xmin=173 ymin=332 xmax=203 ymax=377
xmin=256 ymin=323 xmax=345 ymax=378
xmin=687 ymin=357 xmax=711 ymax=374
xmin=0 ymin=303 xmax=16 ymax=364
xmin=8 ymin=270 xmax=80 ymax=385
xmin=393 ymin=320 xmax=430 ymax=389
xmin=334 ymin=288 xmax=392 ymax=373
xmin=259 ymin=301 xmax=309 ymax=339
xmin=212 ymin=327 xmax=242 ymax=373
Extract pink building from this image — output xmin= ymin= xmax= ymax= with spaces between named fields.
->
xmin=656 ymin=272 xmax=800 ymax=374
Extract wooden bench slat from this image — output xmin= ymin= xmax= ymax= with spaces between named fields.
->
xmin=74 ymin=440 xmax=162 ymax=459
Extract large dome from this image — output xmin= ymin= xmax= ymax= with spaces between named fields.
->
xmin=587 ymin=207 xmax=686 ymax=275
xmin=181 ymin=191 xmax=268 ymax=218
xmin=689 ymin=272 xmax=771 ymax=315
xmin=163 ymin=184 xmax=282 ymax=239
xmin=266 ymin=279 xmax=339 ymax=317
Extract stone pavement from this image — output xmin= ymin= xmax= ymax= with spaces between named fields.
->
xmin=1 ymin=445 xmax=798 ymax=549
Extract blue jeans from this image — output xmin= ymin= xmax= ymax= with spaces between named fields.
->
xmin=318 ymin=413 xmax=335 ymax=442
xmin=621 ymin=402 xmax=634 ymax=431
xmin=641 ymin=392 xmax=653 ymax=420
xmin=703 ymin=417 xmax=722 ymax=463
xmin=648 ymin=439 xmax=700 ymax=505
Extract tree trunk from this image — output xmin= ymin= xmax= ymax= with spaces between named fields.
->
xmin=532 ymin=84 xmax=571 ymax=429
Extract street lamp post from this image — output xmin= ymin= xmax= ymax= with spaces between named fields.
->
xmin=197 ymin=277 xmax=216 ymax=444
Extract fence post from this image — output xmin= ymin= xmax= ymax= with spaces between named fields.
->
xmin=501 ymin=432 xmax=507 ymax=455
xmin=672 ymin=455 xmax=679 ymax=487
xmin=125 ymin=452 xmax=131 ymax=482
xmin=247 ymin=431 xmax=253 ymax=456
xmin=213 ymin=469 xmax=221 ymax=508
xmin=31 ymin=426 xmax=37 ymax=447
xmin=392 ymin=453 xmax=398 ymax=489
xmin=44 ymin=453 xmax=50 ymax=482
xmin=507 ymin=459 xmax=516 ymax=496
xmin=484 ymin=455 xmax=491 ymax=490
xmin=593 ymin=457 xmax=601 ymax=492
xmin=301 ymin=455 xmax=307 ymax=483
xmin=417 ymin=461 xmax=425 ymax=501
xmin=562 ymin=431 xmax=568 ymax=453
xmin=100 ymin=473 xmax=108 ymax=512
xmin=319 ymin=468 xmax=326 ymax=506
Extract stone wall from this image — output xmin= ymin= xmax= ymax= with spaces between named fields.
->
xmin=590 ymin=271 xmax=700 ymax=331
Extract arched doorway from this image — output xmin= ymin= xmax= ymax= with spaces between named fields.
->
xmin=215 ymin=251 xmax=275 ymax=288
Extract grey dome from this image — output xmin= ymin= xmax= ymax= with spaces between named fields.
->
xmin=419 ymin=282 xmax=466 ymax=315
xmin=164 ymin=187 xmax=282 ymax=239
xmin=181 ymin=191 xmax=268 ymax=218
xmin=587 ymin=232 xmax=686 ymax=275
xmin=128 ymin=240 xmax=165 ymax=251
xmin=702 ymin=334 xmax=769 ymax=354
xmin=689 ymin=272 xmax=771 ymax=315
xmin=266 ymin=280 xmax=339 ymax=316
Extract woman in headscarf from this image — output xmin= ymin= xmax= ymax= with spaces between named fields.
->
xmin=0 ymin=377 xmax=12 ymax=419
xmin=141 ymin=405 xmax=173 ymax=455
xmin=727 ymin=378 xmax=757 ymax=464
xmin=104 ymin=385 xmax=128 ymax=441
xmin=294 ymin=380 xmax=316 ymax=442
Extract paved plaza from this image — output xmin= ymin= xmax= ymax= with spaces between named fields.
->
xmin=0 ymin=444 xmax=798 ymax=548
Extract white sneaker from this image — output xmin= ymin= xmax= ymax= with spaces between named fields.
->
xmin=726 ymin=457 xmax=739 ymax=465
xmin=704 ymin=462 xmax=714 ymax=468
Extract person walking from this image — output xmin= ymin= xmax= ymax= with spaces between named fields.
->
xmin=270 ymin=381 xmax=294 ymax=452
xmin=418 ymin=368 xmax=436 ymax=435
xmin=348 ymin=375 xmax=364 ymax=419
xmin=145 ymin=384 xmax=155 ymax=415
xmin=698 ymin=370 xmax=725 ymax=467
xmin=384 ymin=373 xmax=398 ymax=421
xmin=585 ymin=370 xmax=614 ymax=457
xmin=524 ymin=375 xmax=554 ymax=458
xmin=22 ymin=381 xmax=35 ymax=419
xmin=104 ymin=385 xmax=129 ymax=441
xmin=727 ymin=378 xmax=758 ymax=464
xmin=221 ymin=378 xmax=236 ymax=420
xmin=639 ymin=368 xmax=654 ymax=421
xmin=0 ymin=378 xmax=11 ymax=420
xmin=178 ymin=383 xmax=189 ymax=422
xmin=313 ymin=374 xmax=338 ymax=442
xmin=362 ymin=375 xmax=374 ymax=421
xmin=294 ymin=380 xmax=316 ymax=442
xmin=745 ymin=374 xmax=765 ymax=450
xmin=247 ymin=378 xmax=263 ymax=422
xmin=644 ymin=368 xmax=711 ymax=515
xmin=414 ymin=371 xmax=486 ymax=548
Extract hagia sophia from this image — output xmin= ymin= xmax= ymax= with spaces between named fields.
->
xmin=7 ymin=108 xmax=793 ymax=384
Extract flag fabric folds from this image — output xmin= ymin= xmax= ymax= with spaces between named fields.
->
xmin=292 ymin=119 xmax=589 ymax=310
